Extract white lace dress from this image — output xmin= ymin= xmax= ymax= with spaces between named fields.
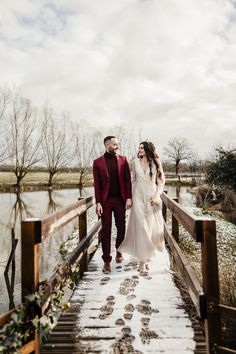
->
xmin=119 ymin=158 xmax=165 ymax=262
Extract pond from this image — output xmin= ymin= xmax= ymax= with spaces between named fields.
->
xmin=0 ymin=185 xmax=194 ymax=313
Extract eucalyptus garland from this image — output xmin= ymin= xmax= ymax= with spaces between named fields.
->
xmin=0 ymin=292 xmax=42 ymax=354
xmin=0 ymin=229 xmax=81 ymax=353
xmin=0 ymin=262 xmax=80 ymax=354
xmin=59 ymin=229 xmax=80 ymax=260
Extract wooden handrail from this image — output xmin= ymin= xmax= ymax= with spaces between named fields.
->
xmin=163 ymin=224 xmax=205 ymax=318
xmin=217 ymin=347 xmax=236 ymax=354
xmin=19 ymin=340 xmax=36 ymax=354
xmin=161 ymin=192 xmax=224 ymax=354
xmin=40 ymin=219 xmax=101 ymax=312
xmin=161 ymin=192 xmax=205 ymax=242
xmin=0 ymin=196 xmax=101 ymax=354
xmin=41 ymin=196 xmax=94 ymax=241
xmin=21 ymin=197 xmax=95 ymax=298
xmin=0 ymin=309 xmax=14 ymax=328
xmin=216 ymin=304 xmax=236 ymax=320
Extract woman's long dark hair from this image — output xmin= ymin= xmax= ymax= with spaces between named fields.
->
xmin=138 ymin=141 xmax=162 ymax=180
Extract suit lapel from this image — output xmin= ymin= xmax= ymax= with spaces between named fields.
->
xmin=101 ymin=156 xmax=109 ymax=179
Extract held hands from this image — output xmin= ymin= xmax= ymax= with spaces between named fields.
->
xmin=126 ymin=198 xmax=132 ymax=210
xmin=96 ymin=203 xmax=103 ymax=217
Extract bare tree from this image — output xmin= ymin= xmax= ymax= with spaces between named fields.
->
xmin=163 ymin=137 xmax=193 ymax=180
xmin=71 ymin=123 xmax=142 ymax=190
xmin=0 ymin=86 xmax=10 ymax=162
xmin=113 ymin=125 xmax=141 ymax=160
xmin=91 ymin=128 xmax=106 ymax=157
xmin=42 ymin=107 xmax=73 ymax=187
xmin=0 ymin=86 xmax=9 ymax=121
xmin=71 ymin=121 xmax=96 ymax=189
xmin=71 ymin=121 xmax=115 ymax=192
xmin=6 ymin=91 xmax=42 ymax=187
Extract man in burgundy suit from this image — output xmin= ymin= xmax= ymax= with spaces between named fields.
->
xmin=93 ymin=136 xmax=132 ymax=274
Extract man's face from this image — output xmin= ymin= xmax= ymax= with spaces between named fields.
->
xmin=106 ymin=138 xmax=119 ymax=154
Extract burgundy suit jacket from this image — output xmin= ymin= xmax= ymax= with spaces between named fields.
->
xmin=93 ymin=154 xmax=132 ymax=206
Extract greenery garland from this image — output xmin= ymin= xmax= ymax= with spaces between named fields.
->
xmin=59 ymin=229 xmax=80 ymax=260
xmin=0 ymin=242 xmax=80 ymax=354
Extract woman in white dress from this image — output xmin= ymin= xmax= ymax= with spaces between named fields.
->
xmin=118 ymin=141 xmax=165 ymax=273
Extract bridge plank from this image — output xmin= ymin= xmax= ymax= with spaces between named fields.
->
xmin=41 ymin=239 xmax=204 ymax=353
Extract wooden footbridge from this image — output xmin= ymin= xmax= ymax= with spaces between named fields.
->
xmin=0 ymin=194 xmax=236 ymax=354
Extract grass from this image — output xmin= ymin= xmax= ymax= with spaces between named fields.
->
xmin=0 ymin=172 xmax=16 ymax=184
xmin=0 ymin=171 xmax=199 ymax=188
xmin=0 ymin=171 xmax=93 ymax=186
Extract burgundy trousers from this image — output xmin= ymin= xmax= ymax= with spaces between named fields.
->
xmin=101 ymin=196 xmax=126 ymax=263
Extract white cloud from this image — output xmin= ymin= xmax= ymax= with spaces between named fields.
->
xmin=0 ymin=0 xmax=236 ymax=158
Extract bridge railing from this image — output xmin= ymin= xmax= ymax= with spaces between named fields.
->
xmin=0 ymin=196 xmax=101 ymax=354
xmin=161 ymin=192 xmax=236 ymax=354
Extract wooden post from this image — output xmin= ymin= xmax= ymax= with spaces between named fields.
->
xmin=79 ymin=209 xmax=87 ymax=277
xmin=21 ymin=219 xmax=41 ymax=298
xmin=201 ymin=220 xmax=221 ymax=353
xmin=172 ymin=198 xmax=179 ymax=243
xmin=21 ymin=218 xmax=42 ymax=354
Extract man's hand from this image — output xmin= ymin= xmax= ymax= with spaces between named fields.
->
xmin=125 ymin=198 xmax=132 ymax=210
xmin=96 ymin=202 xmax=103 ymax=217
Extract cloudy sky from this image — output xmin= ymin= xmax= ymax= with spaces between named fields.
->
xmin=0 ymin=0 xmax=236 ymax=158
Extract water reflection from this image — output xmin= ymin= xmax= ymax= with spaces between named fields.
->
xmin=4 ymin=229 xmax=18 ymax=309
xmin=0 ymin=188 xmax=92 ymax=313
xmin=46 ymin=190 xmax=63 ymax=214
xmin=165 ymin=185 xmax=196 ymax=208
xmin=4 ymin=192 xmax=33 ymax=310
xmin=9 ymin=192 xmax=33 ymax=228
xmin=176 ymin=185 xmax=180 ymax=199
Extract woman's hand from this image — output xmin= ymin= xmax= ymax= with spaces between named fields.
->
xmin=150 ymin=198 xmax=157 ymax=206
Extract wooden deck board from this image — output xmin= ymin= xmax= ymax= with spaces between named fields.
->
xmin=41 ymin=238 xmax=206 ymax=354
